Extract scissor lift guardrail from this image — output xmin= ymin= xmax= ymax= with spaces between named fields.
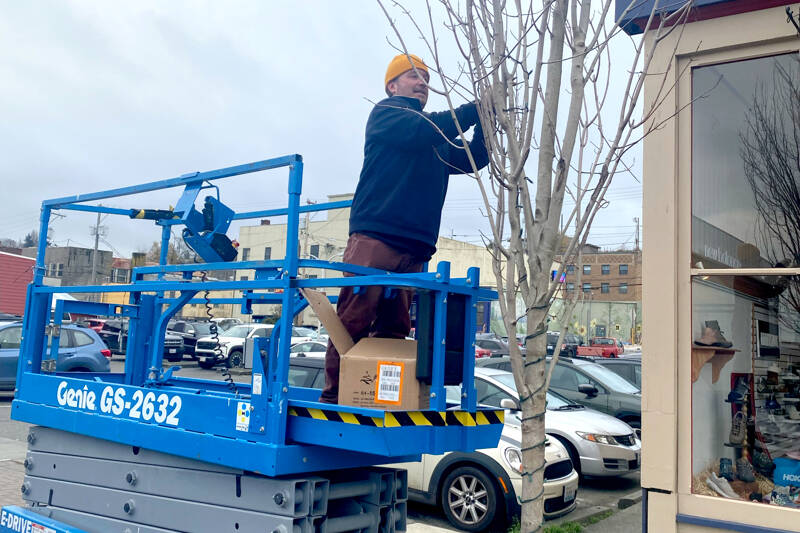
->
xmin=10 ymin=154 xmax=503 ymax=477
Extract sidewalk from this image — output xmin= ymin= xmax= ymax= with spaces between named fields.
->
xmin=0 ymin=437 xmax=27 ymax=507
xmin=581 ymin=502 xmax=642 ymax=533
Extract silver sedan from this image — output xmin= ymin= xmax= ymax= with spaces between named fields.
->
xmin=472 ymin=367 xmax=641 ymax=477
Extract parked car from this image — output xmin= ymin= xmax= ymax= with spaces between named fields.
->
xmin=315 ymin=326 xmax=329 ymax=342
xmin=470 ymin=367 xmax=640 ymax=477
xmin=590 ymin=355 xmax=641 ymax=390
xmin=167 ymin=320 xmax=217 ymax=359
xmin=284 ymin=357 xmax=579 ymax=530
xmin=195 ymin=324 xmax=314 ymax=368
xmin=477 ymin=356 xmax=642 ymax=431
xmin=0 ymin=323 xmax=111 ymax=390
xmin=287 ymin=355 xmax=327 ymax=388
xmin=395 ymin=415 xmax=577 ymax=530
xmin=474 ymin=346 xmax=492 ymax=358
xmin=209 ymin=317 xmax=242 ymax=332
xmin=546 ymin=331 xmax=583 ymax=357
xmin=97 ymin=319 xmax=185 ymax=362
xmin=582 ymin=337 xmax=623 ymax=358
xmin=290 ymin=341 xmax=327 ymax=357
xmin=80 ymin=318 xmax=107 ymax=333
xmin=475 ymin=333 xmax=513 ymax=357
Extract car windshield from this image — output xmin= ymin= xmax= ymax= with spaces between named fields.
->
xmin=579 ymin=362 xmax=640 ymax=393
xmin=221 ymin=326 xmax=252 ymax=338
xmin=546 ymin=333 xmax=559 ymax=344
xmin=546 ymin=391 xmax=571 ymax=409
xmin=192 ymin=323 xmax=214 ymax=335
xmin=491 ymin=372 xmax=518 ymax=390
xmin=445 ymin=385 xmax=462 ymax=404
xmin=294 ymin=327 xmax=315 ymax=337
xmin=595 ymin=338 xmax=614 ymax=345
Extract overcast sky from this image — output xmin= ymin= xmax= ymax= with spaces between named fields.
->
xmin=0 ymin=1 xmax=644 ymax=257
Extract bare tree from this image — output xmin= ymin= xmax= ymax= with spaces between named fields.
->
xmin=741 ymin=60 xmax=800 ymax=332
xmin=377 ymin=1 xmax=691 ymax=530
xmin=144 ymin=239 xmax=195 ymax=264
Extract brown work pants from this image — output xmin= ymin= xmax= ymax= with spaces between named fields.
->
xmin=319 ymin=233 xmax=423 ymax=404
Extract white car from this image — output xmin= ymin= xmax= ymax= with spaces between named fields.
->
xmin=195 ymin=324 xmax=313 ymax=368
xmin=392 ymin=415 xmax=578 ymax=531
xmin=289 ymin=340 xmax=328 ymax=357
xmin=474 ymin=367 xmax=642 ymax=477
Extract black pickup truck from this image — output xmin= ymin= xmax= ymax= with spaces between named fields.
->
xmin=99 ymin=319 xmax=185 ymax=362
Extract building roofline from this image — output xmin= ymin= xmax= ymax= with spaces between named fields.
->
xmin=617 ymin=0 xmax=793 ymax=36
xmin=0 ymin=250 xmax=36 ymax=261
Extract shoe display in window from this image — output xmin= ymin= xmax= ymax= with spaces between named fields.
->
xmin=766 ymin=394 xmax=781 ymax=411
xmin=706 ymin=472 xmax=741 ymax=499
xmin=719 ymin=458 xmax=734 ymax=481
xmin=753 ymin=451 xmax=775 ymax=476
xmin=727 ymin=376 xmax=750 ymax=403
xmin=736 ymin=458 xmax=756 ymax=482
xmin=729 ymin=411 xmax=747 ymax=445
xmin=694 ymin=320 xmax=733 ymax=348
xmin=767 ymin=365 xmax=781 ymax=385
xmin=788 ymin=404 xmax=800 ymax=420
xmin=770 ymin=486 xmax=799 ymax=508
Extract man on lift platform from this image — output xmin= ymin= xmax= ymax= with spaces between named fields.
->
xmin=319 ymin=53 xmax=489 ymax=404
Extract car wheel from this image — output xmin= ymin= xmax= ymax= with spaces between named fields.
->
xmin=226 ymin=349 xmax=244 ymax=368
xmin=440 ymin=466 xmax=499 ymax=532
xmin=552 ymin=435 xmax=582 ymax=476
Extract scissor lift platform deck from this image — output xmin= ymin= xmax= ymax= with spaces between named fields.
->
xmin=12 ymin=370 xmax=503 ymax=476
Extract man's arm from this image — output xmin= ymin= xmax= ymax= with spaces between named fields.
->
xmin=443 ymin=121 xmax=489 ymax=175
xmin=367 ymin=99 xmax=479 ymax=150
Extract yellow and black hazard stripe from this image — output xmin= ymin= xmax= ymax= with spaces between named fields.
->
xmin=289 ymin=407 xmax=385 ymax=427
xmin=289 ymin=407 xmax=504 ymax=428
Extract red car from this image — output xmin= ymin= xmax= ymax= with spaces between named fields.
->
xmin=474 ymin=346 xmax=492 ymax=358
xmin=82 ymin=318 xmax=107 ymax=333
xmin=583 ymin=337 xmax=623 ymax=357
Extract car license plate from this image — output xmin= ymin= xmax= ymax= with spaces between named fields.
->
xmin=564 ymin=485 xmax=576 ymax=502
xmin=169 ymin=348 xmax=177 ymax=354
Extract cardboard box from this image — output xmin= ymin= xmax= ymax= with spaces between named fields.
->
xmin=302 ymin=289 xmax=429 ymax=411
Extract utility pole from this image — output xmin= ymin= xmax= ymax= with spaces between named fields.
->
xmin=297 ymin=199 xmax=316 ymax=326
xmin=302 ymin=199 xmax=316 ymax=261
xmin=90 ymin=211 xmax=101 ymax=286
xmin=633 ymin=217 xmax=640 ymax=251
xmin=90 ymin=208 xmax=106 ymax=301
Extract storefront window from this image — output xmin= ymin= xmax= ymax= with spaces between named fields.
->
xmin=692 ymin=53 xmax=800 ymax=270
xmin=691 ymin=275 xmax=800 ymax=506
xmin=691 ymin=51 xmax=800 ymax=508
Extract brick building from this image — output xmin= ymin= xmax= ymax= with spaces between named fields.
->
xmin=0 ymin=251 xmax=34 ymax=316
xmin=557 ymin=248 xmax=642 ymax=302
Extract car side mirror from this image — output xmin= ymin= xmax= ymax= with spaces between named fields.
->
xmin=500 ymin=398 xmax=520 ymax=411
xmin=578 ymin=383 xmax=599 ymax=397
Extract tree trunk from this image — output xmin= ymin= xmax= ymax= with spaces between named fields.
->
xmin=519 ymin=308 xmax=548 ymax=532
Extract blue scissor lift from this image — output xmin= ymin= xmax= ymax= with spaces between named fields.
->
xmin=2 ymin=155 xmax=503 ymax=533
